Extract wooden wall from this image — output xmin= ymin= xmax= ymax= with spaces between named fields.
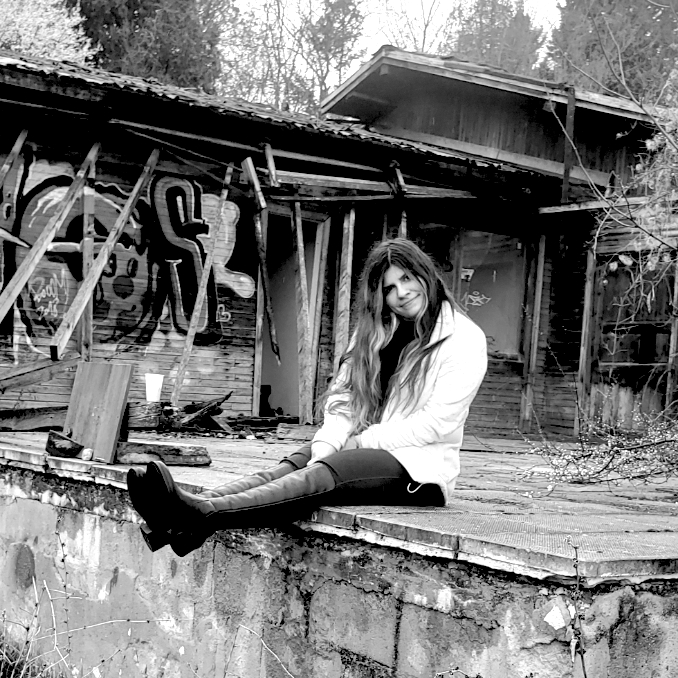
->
xmin=375 ymin=72 xmax=641 ymax=181
xmin=0 ymin=141 xmax=259 ymax=412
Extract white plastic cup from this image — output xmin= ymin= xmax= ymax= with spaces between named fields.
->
xmin=145 ymin=373 xmax=164 ymax=402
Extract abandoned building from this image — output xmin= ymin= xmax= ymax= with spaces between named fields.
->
xmin=0 ymin=46 xmax=664 ymax=438
xmin=1 ymin=46 xmax=678 ymax=678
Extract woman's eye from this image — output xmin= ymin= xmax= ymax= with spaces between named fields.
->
xmin=402 ymin=274 xmax=410 ymax=281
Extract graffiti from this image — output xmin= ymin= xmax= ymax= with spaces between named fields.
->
xmin=0 ymin=154 xmax=256 ymax=360
xmin=463 ymin=290 xmax=491 ymax=308
xmin=28 ymin=269 xmax=69 ymax=321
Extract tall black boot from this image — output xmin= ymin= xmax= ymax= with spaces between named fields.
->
xmin=127 ymin=448 xmax=311 ymax=551
xmin=130 ymin=460 xmax=336 ymax=557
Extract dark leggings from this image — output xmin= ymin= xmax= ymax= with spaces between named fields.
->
xmin=284 ymin=443 xmax=445 ymax=507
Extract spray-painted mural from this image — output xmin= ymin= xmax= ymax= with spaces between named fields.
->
xmin=0 ymin=151 xmax=255 ymax=363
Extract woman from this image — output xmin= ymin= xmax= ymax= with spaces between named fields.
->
xmin=127 ymin=238 xmax=487 ymax=557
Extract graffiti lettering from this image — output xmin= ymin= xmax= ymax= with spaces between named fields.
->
xmin=28 ymin=269 xmax=68 ymax=321
xmin=463 ymin=290 xmax=492 ymax=308
xmin=0 ymin=157 xmax=256 ymax=356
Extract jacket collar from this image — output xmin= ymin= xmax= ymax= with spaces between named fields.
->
xmin=428 ymin=300 xmax=456 ymax=347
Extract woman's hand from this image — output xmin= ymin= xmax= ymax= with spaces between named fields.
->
xmin=310 ymin=441 xmax=336 ymax=464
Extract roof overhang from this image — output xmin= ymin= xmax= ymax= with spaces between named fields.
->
xmin=322 ymin=46 xmax=657 ymax=123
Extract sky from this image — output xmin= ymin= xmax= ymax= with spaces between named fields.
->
xmin=358 ymin=0 xmax=561 ymax=57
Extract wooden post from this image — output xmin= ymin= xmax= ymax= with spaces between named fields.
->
xmin=575 ymin=245 xmax=597 ymax=435
xmin=79 ymin=162 xmax=96 ymax=361
xmin=310 ymin=217 xmax=331 ymax=419
xmin=50 ymin=148 xmax=159 ymax=360
xmin=334 ymin=208 xmax=355 ymax=372
xmin=292 ymin=202 xmax=313 ymax=423
xmin=251 ymin=209 xmax=268 ymax=416
xmin=0 ymin=129 xmax=28 ymax=190
xmin=391 ymin=161 xmax=407 ymax=238
xmin=0 ymin=143 xmax=99 ymax=326
xmin=520 ymin=235 xmax=546 ymax=432
xmin=242 ymin=156 xmax=280 ymax=363
xmin=561 ymin=86 xmax=576 ymax=204
xmin=170 ymin=167 xmax=233 ymax=406
xmin=666 ymin=258 xmax=678 ymax=410
xmin=263 ymin=143 xmax=280 ymax=187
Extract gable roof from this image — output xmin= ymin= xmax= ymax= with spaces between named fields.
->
xmin=321 ymin=45 xmax=657 ymax=123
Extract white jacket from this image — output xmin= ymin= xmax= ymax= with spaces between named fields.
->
xmin=312 ymin=302 xmax=487 ymax=504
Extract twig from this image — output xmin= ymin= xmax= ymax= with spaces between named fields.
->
xmin=238 ymin=624 xmax=296 ymax=678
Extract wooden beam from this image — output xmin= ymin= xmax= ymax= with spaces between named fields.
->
xmin=242 ymin=157 xmax=280 ymax=364
xmin=241 ymin=156 xmax=267 ymax=210
xmin=0 ymin=129 xmax=28 ymax=190
xmin=0 ymin=352 xmax=80 ymax=394
xmin=519 ymin=235 xmax=546 ymax=431
xmin=539 ymin=196 xmax=649 ymax=214
xmin=170 ymin=167 xmax=232 ymax=406
xmin=79 ymin=162 xmax=96 ymax=361
xmin=334 ymin=208 xmax=355 ymax=373
xmin=561 ymin=86 xmax=577 ymax=204
xmin=376 ymin=125 xmax=611 ymax=186
xmin=666 ymin=259 xmax=678 ymax=410
xmin=310 ymin=217 xmax=331 ymax=420
xmin=263 ymin=143 xmax=280 ymax=187
xmin=575 ymin=246 xmax=597 ymax=435
xmin=449 ymin=228 xmax=463 ymax=301
xmin=50 ymin=148 xmax=159 ymax=360
xmin=252 ymin=208 xmax=269 ymax=416
xmin=267 ymin=191 xmax=472 ymax=202
xmin=0 ymin=142 xmax=99 ymax=326
xmin=292 ymin=202 xmax=313 ymax=424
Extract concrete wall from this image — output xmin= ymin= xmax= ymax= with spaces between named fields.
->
xmin=2 ymin=466 xmax=678 ymax=678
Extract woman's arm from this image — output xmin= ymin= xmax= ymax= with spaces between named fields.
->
xmin=358 ymin=340 xmax=487 ymax=451
xmin=310 ymin=359 xmax=354 ymax=458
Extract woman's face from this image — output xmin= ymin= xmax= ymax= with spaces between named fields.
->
xmin=382 ymin=264 xmax=426 ymax=319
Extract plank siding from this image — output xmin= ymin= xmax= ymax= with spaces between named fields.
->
xmin=466 ymin=360 xmax=524 ymax=434
xmin=375 ymin=72 xmax=638 ymax=181
xmin=0 ymin=144 xmax=258 ymax=413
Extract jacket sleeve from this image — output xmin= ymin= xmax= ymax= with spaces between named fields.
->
xmin=311 ymin=360 xmax=354 ymax=453
xmin=358 ymin=337 xmax=487 ymax=451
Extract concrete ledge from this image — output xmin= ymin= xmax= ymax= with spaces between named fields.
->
xmin=2 ymin=431 xmax=678 ymax=585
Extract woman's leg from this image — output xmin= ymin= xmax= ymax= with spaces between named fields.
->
xmin=128 ymin=448 xmax=443 ymax=557
xmin=127 ymin=444 xmax=312 ymax=551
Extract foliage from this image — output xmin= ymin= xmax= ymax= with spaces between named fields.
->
xmin=523 ymin=414 xmax=678 ymax=485
xmin=63 ymin=0 xmax=226 ymax=91
xmin=0 ymin=0 xmax=96 ymax=63
xmin=218 ymin=0 xmax=364 ymax=113
xmin=375 ymin=0 xmax=448 ymax=53
xmin=550 ymin=0 xmax=678 ymax=102
xmin=440 ymin=0 xmax=546 ymax=76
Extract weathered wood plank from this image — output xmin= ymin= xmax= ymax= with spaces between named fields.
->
xmin=0 ymin=352 xmax=80 ymax=394
xmin=576 ymin=247 xmax=597 ymax=435
xmin=310 ymin=218 xmax=331 ymax=407
xmin=263 ymin=143 xmax=280 ymax=187
xmin=276 ymin=423 xmax=319 ymax=441
xmin=63 ymin=362 xmax=134 ymax=464
xmin=252 ymin=209 xmax=268 ymax=416
xmin=519 ymin=235 xmax=546 ymax=432
xmin=0 ymin=406 xmax=68 ymax=431
xmin=292 ymin=202 xmax=313 ymax=424
xmin=79 ymin=162 xmax=96 ymax=360
xmin=377 ymin=125 xmax=610 ymax=186
xmin=0 ymin=143 xmax=99 ymax=325
xmin=116 ymin=440 xmax=211 ymax=466
xmin=334 ymin=208 xmax=355 ymax=372
xmin=0 ymin=129 xmax=28 ymax=190
xmin=50 ymin=148 xmax=159 ymax=360
xmin=561 ymin=86 xmax=577 ymax=204
xmin=171 ymin=167 xmax=232 ymax=406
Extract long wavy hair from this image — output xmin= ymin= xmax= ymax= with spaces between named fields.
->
xmin=323 ymin=238 xmax=457 ymax=435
